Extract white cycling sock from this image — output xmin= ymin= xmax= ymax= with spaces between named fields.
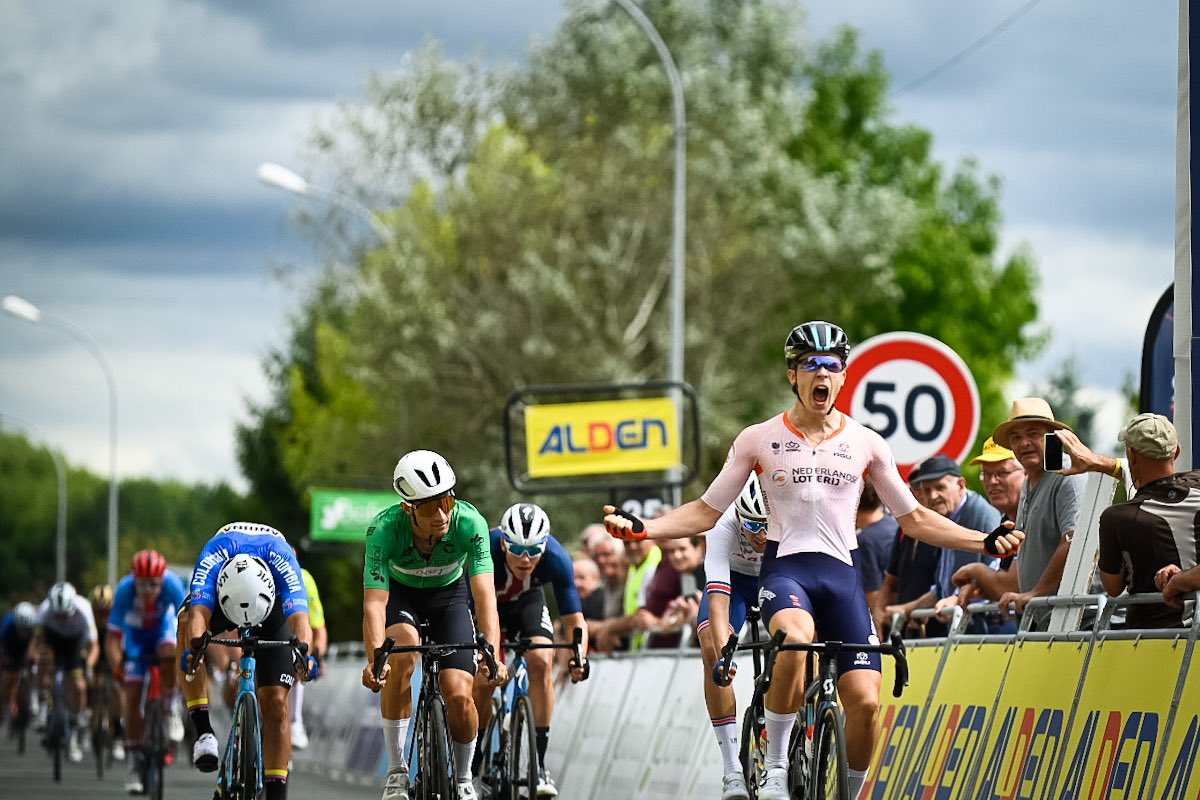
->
xmin=763 ymin=709 xmax=796 ymax=771
xmin=848 ymin=767 xmax=868 ymax=798
xmin=291 ymin=682 xmax=305 ymax=723
xmin=453 ymin=738 xmax=476 ymax=781
xmin=711 ymin=718 xmax=740 ymax=775
xmin=383 ymin=717 xmax=410 ymax=773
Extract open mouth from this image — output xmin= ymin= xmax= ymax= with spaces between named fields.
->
xmin=813 ymin=385 xmax=830 ymax=404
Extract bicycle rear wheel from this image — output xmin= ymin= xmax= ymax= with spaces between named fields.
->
xmin=50 ymin=705 xmax=68 ymax=783
xmin=233 ymin=699 xmax=262 ymax=800
xmin=812 ymin=706 xmax=848 ymax=800
xmin=143 ymin=699 xmax=167 ymax=800
xmin=419 ymin=693 xmax=455 ymax=800
xmin=740 ymin=700 xmax=768 ymax=799
xmin=508 ymin=695 xmax=538 ymax=800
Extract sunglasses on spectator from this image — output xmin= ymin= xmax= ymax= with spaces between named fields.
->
xmin=792 ymin=355 xmax=846 ymax=373
xmin=741 ymin=518 xmax=768 ymax=535
xmin=412 ymin=494 xmax=456 ymax=516
xmin=508 ymin=542 xmax=547 ymax=558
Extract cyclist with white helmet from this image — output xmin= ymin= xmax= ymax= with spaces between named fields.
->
xmin=0 ymin=601 xmax=38 ymax=720
xmin=362 ymin=449 xmax=507 ymax=800
xmin=698 ymin=475 xmax=770 ymax=800
xmin=604 ymin=320 xmax=1025 ymax=800
xmin=470 ymin=502 xmax=590 ymax=798
xmin=177 ymin=522 xmax=316 ymax=800
xmin=32 ymin=581 xmax=99 ymax=762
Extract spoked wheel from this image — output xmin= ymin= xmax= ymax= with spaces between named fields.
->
xmin=419 ymin=694 xmax=456 ymax=800
xmin=509 ymin=696 xmax=538 ymax=800
xmin=233 ymin=699 xmax=262 ymax=800
xmin=476 ymin=697 xmax=506 ymax=799
xmin=740 ymin=702 xmax=769 ymax=799
xmin=813 ymin=706 xmax=849 ymax=800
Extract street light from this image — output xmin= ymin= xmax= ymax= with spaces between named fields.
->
xmin=256 ymin=161 xmax=397 ymax=247
xmin=3 ymin=295 xmax=119 ymax=586
xmin=1 ymin=414 xmax=68 ymax=582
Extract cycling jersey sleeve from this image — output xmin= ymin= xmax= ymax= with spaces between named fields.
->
xmin=457 ymin=506 xmax=494 ymax=577
xmin=190 ymin=536 xmax=232 ymax=610
xmin=109 ymin=576 xmax=135 ymax=634
xmin=363 ymin=510 xmax=394 ymax=591
xmin=302 ymin=569 xmax=325 ymax=629
xmin=542 ymin=538 xmax=582 ymax=617
xmin=865 ymin=433 xmax=920 ymax=519
xmin=701 ymin=426 xmax=760 ymax=514
xmin=703 ymin=506 xmax=738 ymax=596
xmin=269 ymin=543 xmax=309 ymax=618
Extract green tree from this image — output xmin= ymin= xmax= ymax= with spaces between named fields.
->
xmin=1036 ymin=356 xmax=1100 ymax=447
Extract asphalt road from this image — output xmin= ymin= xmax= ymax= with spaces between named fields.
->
xmin=0 ymin=725 xmax=381 ymax=799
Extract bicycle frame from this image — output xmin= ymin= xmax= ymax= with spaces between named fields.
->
xmin=220 ymin=629 xmax=265 ymax=799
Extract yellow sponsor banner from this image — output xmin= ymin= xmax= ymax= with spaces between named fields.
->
xmin=869 ymin=643 xmax=942 ymax=798
xmin=525 ymin=397 xmax=680 ymax=478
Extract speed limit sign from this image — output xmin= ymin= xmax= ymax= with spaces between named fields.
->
xmin=835 ymin=332 xmax=980 ymax=479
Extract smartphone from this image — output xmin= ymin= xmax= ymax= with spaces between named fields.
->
xmin=1044 ymin=432 xmax=1064 ymax=471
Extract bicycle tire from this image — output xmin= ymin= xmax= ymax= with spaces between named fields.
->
xmin=509 ymin=695 xmax=538 ymax=800
xmin=420 ymin=692 xmax=456 ymax=800
xmin=812 ymin=706 xmax=848 ymax=800
xmin=50 ymin=704 xmax=68 ymax=783
xmin=476 ymin=696 xmax=505 ymax=799
xmin=14 ymin=674 xmax=29 ymax=756
xmin=92 ymin=673 xmax=111 ymax=778
xmin=234 ymin=699 xmax=262 ymax=800
xmin=144 ymin=698 xmax=167 ymax=800
xmin=739 ymin=699 xmax=768 ymax=799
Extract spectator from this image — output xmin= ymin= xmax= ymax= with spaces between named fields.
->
xmin=589 ymin=536 xmax=626 ymax=621
xmin=589 ymin=537 xmax=662 ymax=652
xmin=572 ymin=555 xmax=606 ymax=622
xmin=580 ymin=524 xmax=610 ymax=557
xmin=1058 ymin=413 xmax=1198 ymax=628
xmin=992 ymin=398 xmax=1085 ymax=630
xmin=855 ymin=479 xmax=896 ymax=626
xmin=642 ymin=535 xmax=707 ymax=649
xmin=874 ymin=455 xmax=999 ymax=637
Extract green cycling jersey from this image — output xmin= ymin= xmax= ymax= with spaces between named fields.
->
xmin=363 ymin=500 xmax=493 ymax=590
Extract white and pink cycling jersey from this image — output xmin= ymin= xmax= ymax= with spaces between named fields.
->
xmin=701 ymin=411 xmax=919 ymax=566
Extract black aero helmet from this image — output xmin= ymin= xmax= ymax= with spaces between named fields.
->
xmin=784 ymin=321 xmax=850 ymax=365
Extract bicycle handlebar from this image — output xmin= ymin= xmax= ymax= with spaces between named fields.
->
xmin=499 ymin=627 xmax=590 ymax=680
xmin=371 ymin=634 xmax=501 ymax=688
xmin=739 ymin=629 xmax=910 ymax=698
xmin=186 ymin=630 xmax=309 ymax=679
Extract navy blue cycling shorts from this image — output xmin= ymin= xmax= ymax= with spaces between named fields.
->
xmin=697 ymin=571 xmax=760 ymax=636
xmin=757 ymin=542 xmax=881 ymax=674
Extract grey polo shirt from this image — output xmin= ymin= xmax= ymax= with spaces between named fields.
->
xmin=1015 ymin=470 xmax=1085 ymax=629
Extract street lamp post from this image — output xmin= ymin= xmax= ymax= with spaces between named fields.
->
xmin=0 ymin=414 xmax=68 ymax=582
xmin=257 ymin=162 xmax=397 ymax=247
xmin=3 ymin=295 xmax=119 ymax=586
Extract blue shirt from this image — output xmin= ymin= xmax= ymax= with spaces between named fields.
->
xmin=488 ymin=528 xmax=582 ymax=617
xmin=190 ymin=524 xmax=309 ymax=619
xmin=110 ymin=571 xmax=187 ymax=635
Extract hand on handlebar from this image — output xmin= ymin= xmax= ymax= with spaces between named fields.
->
xmin=711 ymin=656 xmax=737 ymax=687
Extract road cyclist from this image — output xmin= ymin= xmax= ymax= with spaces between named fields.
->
xmin=31 ymin=581 xmax=100 ymax=765
xmin=603 ymin=320 xmax=1024 ymax=800
xmin=361 ymin=449 xmax=507 ymax=800
xmin=177 ymin=522 xmax=317 ymax=800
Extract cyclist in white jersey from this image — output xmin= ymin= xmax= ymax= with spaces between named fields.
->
xmin=604 ymin=321 xmax=1023 ymax=800
xmin=33 ymin=582 xmax=99 ymax=762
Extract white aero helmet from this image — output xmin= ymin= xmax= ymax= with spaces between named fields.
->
xmin=48 ymin=582 xmax=77 ymax=615
xmin=13 ymin=601 xmax=37 ymax=629
xmin=735 ymin=474 xmax=768 ymax=521
xmin=216 ymin=554 xmax=276 ymax=628
xmin=500 ymin=503 xmax=551 ymax=548
xmin=393 ymin=450 xmax=456 ymax=502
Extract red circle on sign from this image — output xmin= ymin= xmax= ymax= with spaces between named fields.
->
xmin=835 ymin=333 xmax=979 ymax=480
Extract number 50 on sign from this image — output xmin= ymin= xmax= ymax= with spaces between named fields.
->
xmin=835 ymin=332 xmax=980 ymax=480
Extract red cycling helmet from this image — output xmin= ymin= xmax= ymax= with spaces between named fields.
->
xmin=132 ymin=549 xmax=167 ymax=579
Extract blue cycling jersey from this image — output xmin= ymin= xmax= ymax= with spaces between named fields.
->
xmin=110 ymin=571 xmax=187 ymax=636
xmin=190 ymin=523 xmax=308 ymax=619
xmin=489 ymin=528 xmax=582 ymax=617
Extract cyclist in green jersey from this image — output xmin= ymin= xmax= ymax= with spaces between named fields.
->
xmin=362 ymin=450 xmax=507 ymax=800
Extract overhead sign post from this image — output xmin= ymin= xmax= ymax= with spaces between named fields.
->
xmin=309 ymin=488 xmax=397 ymax=543
xmin=835 ymin=332 xmax=980 ymax=480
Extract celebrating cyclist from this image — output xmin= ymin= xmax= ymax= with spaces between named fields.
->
xmin=603 ymin=321 xmax=1024 ymax=800
xmin=701 ymin=475 xmax=769 ymax=800
xmin=0 ymin=601 xmax=38 ymax=722
xmin=472 ymin=502 xmax=589 ymax=798
xmin=178 ymin=522 xmax=316 ymax=800
xmin=361 ymin=449 xmax=506 ymax=800
xmin=108 ymin=549 xmax=188 ymax=793
xmin=31 ymin=581 xmax=100 ymax=763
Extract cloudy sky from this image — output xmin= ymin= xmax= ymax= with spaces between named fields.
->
xmin=0 ymin=1 xmax=1180 ymax=490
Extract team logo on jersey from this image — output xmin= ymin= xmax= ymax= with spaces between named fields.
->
xmin=771 ymin=442 xmax=781 ymax=454
xmin=834 ymin=442 xmax=852 ymax=460
xmin=785 ymin=441 xmax=801 ymax=451
xmin=771 ymin=469 xmax=788 ymax=486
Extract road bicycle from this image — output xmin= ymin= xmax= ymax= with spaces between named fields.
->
xmin=475 ymin=628 xmax=589 ymax=800
xmin=373 ymin=624 xmax=499 ymax=800
xmin=10 ymin=662 xmax=35 ymax=755
xmin=713 ymin=606 xmax=771 ymax=796
xmin=89 ymin=663 xmax=116 ymax=778
xmin=721 ymin=626 xmax=908 ymax=800
xmin=43 ymin=666 xmax=72 ymax=782
xmin=188 ymin=628 xmax=308 ymax=800
xmin=127 ymin=655 xmax=171 ymax=800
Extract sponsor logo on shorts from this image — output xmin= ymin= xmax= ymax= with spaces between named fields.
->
xmin=788 ymin=594 xmax=802 ymax=608
xmin=279 ymin=673 xmax=295 ymax=687
xmin=758 ymin=588 xmax=776 ymax=603
xmin=854 ymin=651 xmax=870 ymax=666
xmin=399 ymin=611 xmax=416 ymax=624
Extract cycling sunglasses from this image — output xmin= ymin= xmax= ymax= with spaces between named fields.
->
xmin=508 ymin=542 xmax=546 ymax=558
xmin=741 ymin=518 xmax=768 ymax=535
xmin=135 ymin=578 xmax=162 ymax=590
xmin=412 ymin=493 xmax=456 ymax=516
xmin=792 ymin=354 xmax=846 ymax=373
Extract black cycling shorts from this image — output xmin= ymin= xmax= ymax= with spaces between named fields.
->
xmin=498 ymin=589 xmax=554 ymax=641
xmin=181 ymin=596 xmax=297 ymax=690
xmin=1 ymin=630 xmax=33 ymax=672
xmin=386 ymin=576 xmax=477 ymax=675
xmin=44 ymin=629 xmax=87 ymax=673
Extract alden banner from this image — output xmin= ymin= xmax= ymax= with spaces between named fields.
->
xmin=309 ymin=488 xmax=397 ymax=542
xmin=524 ymin=397 xmax=681 ymax=478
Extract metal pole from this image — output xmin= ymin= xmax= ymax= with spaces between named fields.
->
xmin=0 ymin=414 xmax=68 ymax=582
xmin=612 ymin=0 xmax=687 ymax=504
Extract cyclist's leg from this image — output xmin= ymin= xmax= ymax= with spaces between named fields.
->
xmin=425 ymin=577 xmax=480 ymax=784
xmin=758 ymin=552 xmax=817 ymax=775
xmin=250 ymin=599 xmax=296 ymax=800
xmin=381 ymin=581 xmax=421 ymax=789
xmin=176 ymin=601 xmax=221 ymax=771
xmin=698 ymin=575 xmax=752 ymax=782
xmin=510 ymin=590 xmax=557 ymax=766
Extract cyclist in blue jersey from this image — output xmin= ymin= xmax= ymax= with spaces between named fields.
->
xmin=471 ymin=503 xmax=589 ymax=798
xmin=177 ymin=522 xmax=316 ymax=800
xmin=107 ymin=549 xmax=187 ymax=793
xmin=0 ymin=602 xmax=37 ymax=722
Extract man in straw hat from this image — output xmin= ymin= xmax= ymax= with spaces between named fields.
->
xmin=991 ymin=397 xmax=1087 ymax=630
xmin=1055 ymin=413 xmax=1198 ymax=628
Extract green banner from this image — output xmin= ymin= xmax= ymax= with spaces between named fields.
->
xmin=309 ymin=488 xmax=397 ymax=542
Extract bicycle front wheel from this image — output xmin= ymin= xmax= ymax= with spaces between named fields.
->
xmin=813 ymin=706 xmax=849 ymax=800
xmin=143 ymin=699 xmax=167 ymax=800
xmin=419 ymin=693 xmax=455 ymax=800
xmin=476 ymin=697 xmax=505 ymax=799
xmin=233 ymin=699 xmax=262 ymax=800
xmin=740 ymin=700 xmax=768 ymax=799
xmin=508 ymin=695 xmax=538 ymax=800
